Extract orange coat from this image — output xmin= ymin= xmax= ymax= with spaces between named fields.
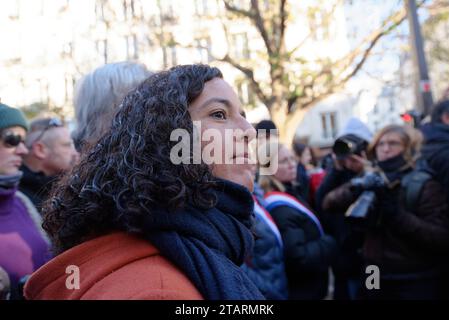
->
xmin=24 ymin=232 xmax=203 ymax=300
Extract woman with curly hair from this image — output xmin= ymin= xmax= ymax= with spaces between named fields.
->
xmin=24 ymin=64 xmax=263 ymax=300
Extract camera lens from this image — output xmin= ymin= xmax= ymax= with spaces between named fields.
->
xmin=332 ymin=139 xmax=353 ymax=158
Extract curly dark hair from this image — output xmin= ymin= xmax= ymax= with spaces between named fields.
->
xmin=43 ymin=64 xmax=223 ymax=253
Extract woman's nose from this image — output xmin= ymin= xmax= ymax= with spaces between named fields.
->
xmin=237 ymin=117 xmax=257 ymax=142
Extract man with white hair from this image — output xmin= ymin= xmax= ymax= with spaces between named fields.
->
xmin=19 ymin=117 xmax=79 ymax=211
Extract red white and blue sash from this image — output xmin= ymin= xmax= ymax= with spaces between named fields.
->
xmin=253 ymin=197 xmax=283 ymax=248
xmin=264 ymin=191 xmax=324 ymax=236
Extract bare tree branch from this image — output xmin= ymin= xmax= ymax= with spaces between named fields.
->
xmin=223 ymin=0 xmax=253 ymax=18
xmin=249 ymin=0 xmax=274 ymax=56
xmin=220 ymin=54 xmax=269 ymax=105
xmin=334 ymin=0 xmax=427 ymax=77
xmin=286 ymin=0 xmax=341 ymax=57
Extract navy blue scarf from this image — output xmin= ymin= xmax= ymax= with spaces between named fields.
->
xmin=142 ymin=179 xmax=265 ymax=300
xmin=377 ymin=154 xmax=412 ymax=183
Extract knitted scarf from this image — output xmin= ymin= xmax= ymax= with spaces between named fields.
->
xmin=142 ymin=178 xmax=265 ymax=300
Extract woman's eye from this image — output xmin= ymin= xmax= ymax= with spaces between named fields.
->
xmin=211 ymin=111 xmax=226 ymax=120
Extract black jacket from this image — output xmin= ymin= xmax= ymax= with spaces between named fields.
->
xmin=365 ymin=177 xmax=449 ymax=277
xmin=242 ymin=204 xmax=288 ymax=300
xmin=421 ymin=123 xmax=449 ymax=200
xmin=19 ymin=165 xmax=56 ymax=212
xmin=296 ymin=163 xmax=310 ymax=201
xmin=315 ymin=166 xmax=365 ymax=277
xmin=268 ymin=192 xmax=337 ymax=299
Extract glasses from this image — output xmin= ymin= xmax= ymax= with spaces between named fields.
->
xmin=1 ymin=132 xmax=25 ymax=148
xmin=29 ymin=118 xmax=63 ymax=145
xmin=377 ymin=140 xmax=403 ymax=149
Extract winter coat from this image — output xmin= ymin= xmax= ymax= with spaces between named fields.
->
xmin=24 ymin=232 xmax=203 ymax=300
xmin=25 ymin=178 xmax=265 ymax=300
xmin=19 ymin=165 xmax=56 ymax=212
xmin=421 ymin=123 xmax=449 ymax=200
xmin=0 ymin=187 xmax=51 ymax=291
xmin=315 ymin=166 xmax=365 ymax=278
xmin=265 ymin=191 xmax=337 ymax=299
xmin=242 ymin=199 xmax=288 ymax=300
xmin=365 ymin=177 xmax=449 ymax=276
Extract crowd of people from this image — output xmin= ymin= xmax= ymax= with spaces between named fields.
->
xmin=1 ymin=61 xmax=449 ymax=300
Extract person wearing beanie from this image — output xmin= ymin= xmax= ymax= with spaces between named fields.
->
xmin=0 ymin=103 xmax=51 ymax=300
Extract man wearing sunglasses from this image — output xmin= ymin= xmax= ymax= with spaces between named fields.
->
xmin=19 ymin=117 xmax=79 ymax=211
xmin=0 ymin=102 xmax=51 ymax=300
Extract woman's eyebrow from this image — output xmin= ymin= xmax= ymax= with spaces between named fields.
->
xmin=199 ymin=98 xmax=231 ymax=110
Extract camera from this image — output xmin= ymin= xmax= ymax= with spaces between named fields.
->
xmin=345 ymin=171 xmax=387 ymax=228
xmin=350 ymin=171 xmax=386 ymax=191
xmin=332 ymin=134 xmax=368 ymax=159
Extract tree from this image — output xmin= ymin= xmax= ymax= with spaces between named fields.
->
xmin=220 ymin=0 xmax=426 ymax=144
xmin=423 ymin=0 xmax=449 ymax=100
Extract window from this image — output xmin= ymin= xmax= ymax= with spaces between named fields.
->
xmin=236 ymin=81 xmax=254 ymax=106
xmin=39 ymin=0 xmax=45 ymax=16
xmin=231 ymin=33 xmax=249 ymax=60
xmin=195 ymin=37 xmax=212 ymax=63
xmin=389 ymin=99 xmax=395 ymax=112
xmin=165 ymin=46 xmax=177 ymax=67
xmin=227 ymin=0 xmax=249 ymax=10
xmin=96 ymin=39 xmax=108 ymax=63
xmin=126 ymin=34 xmax=139 ymax=60
xmin=160 ymin=0 xmax=175 ymax=22
xmin=9 ymin=0 xmax=20 ymax=19
xmin=194 ymin=0 xmax=209 ymax=15
xmin=321 ymin=112 xmax=338 ymax=139
xmin=308 ymin=9 xmax=330 ymax=41
xmin=64 ymin=74 xmax=74 ymax=103
xmin=95 ymin=1 xmax=105 ymax=20
xmin=122 ymin=0 xmax=136 ymax=20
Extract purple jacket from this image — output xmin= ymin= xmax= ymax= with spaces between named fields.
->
xmin=0 ymin=187 xmax=51 ymax=289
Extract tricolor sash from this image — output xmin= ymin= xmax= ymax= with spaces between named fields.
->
xmin=264 ymin=191 xmax=324 ymax=236
xmin=253 ymin=196 xmax=283 ymax=248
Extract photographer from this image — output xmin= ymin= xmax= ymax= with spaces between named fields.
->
xmin=315 ymin=118 xmax=372 ymax=300
xmin=353 ymin=125 xmax=449 ymax=299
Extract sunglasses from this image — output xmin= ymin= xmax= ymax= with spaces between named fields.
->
xmin=1 ymin=132 xmax=26 ymax=148
xmin=29 ymin=118 xmax=63 ymax=145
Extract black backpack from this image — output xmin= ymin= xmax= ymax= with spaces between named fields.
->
xmin=401 ymin=159 xmax=434 ymax=211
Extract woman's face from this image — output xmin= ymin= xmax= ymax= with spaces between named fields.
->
xmin=375 ymin=131 xmax=405 ymax=162
xmin=274 ymin=146 xmax=297 ymax=183
xmin=0 ymin=126 xmax=28 ymax=176
xmin=300 ymin=147 xmax=312 ymax=166
xmin=189 ymin=78 xmax=257 ymax=192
